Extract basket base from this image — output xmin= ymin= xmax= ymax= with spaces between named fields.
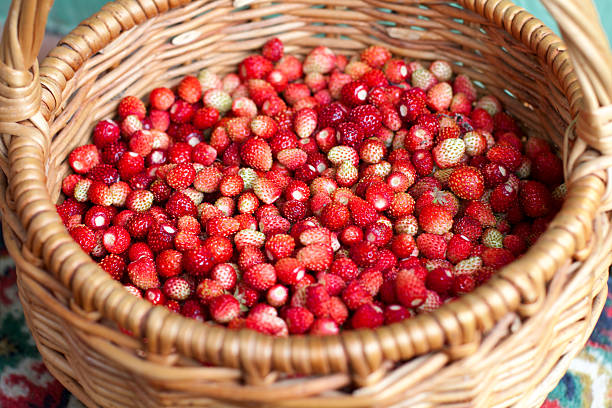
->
xmin=14 ymin=266 xmax=608 ymax=408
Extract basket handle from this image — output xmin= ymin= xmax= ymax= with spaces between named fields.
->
xmin=0 ymin=0 xmax=52 ymax=124
xmin=538 ymin=0 xmax=612 ymax=154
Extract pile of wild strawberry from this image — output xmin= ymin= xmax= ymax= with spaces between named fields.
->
xmin=57 ymin=39 xmax=565 ymax=336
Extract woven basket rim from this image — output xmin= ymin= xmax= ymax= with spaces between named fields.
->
xmin=3 ymin=0 xmax=610 ymax=375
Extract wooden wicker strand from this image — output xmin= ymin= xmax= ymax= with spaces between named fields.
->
xmin=0 ymin=0 xmax=611 ymax=406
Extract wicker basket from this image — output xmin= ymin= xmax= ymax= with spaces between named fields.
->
xmin=0 ymin=0 xmax=611 ymax=406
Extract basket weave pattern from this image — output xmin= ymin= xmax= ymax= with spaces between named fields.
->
xmin=0 ymin=0 xmax=611 ymax=406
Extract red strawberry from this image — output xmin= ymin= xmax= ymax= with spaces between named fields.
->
xmin=239 ymin=55 xmax=274 ymax=80
xmin=244 ymin=263 xmax=277 ymax=291
xmin=275 ymin=257 xmax=306 ymax=285
xmin=155 ymin=249 xmax=182 ymax=278
xmin=128 ymin=258 xmax=159 ymax=290
xmin=69 ymin=145 xmax=101 ymax=174
xmin=481 ymin=247 xmax=515 ymax=268
xmin=265 ymin=234 xmax=295 ymax=260
xmin=464 ymin=201 xmax=496 ymax=228
xmin=342 ymin=280 xmax=372 ymax=310
xmin=348 ymin=197 xmax=378 ymax=228
xmin=418 ymin=204 xmax=453 ymax=234
xmin=98 ymin=254 xmax=125 ymax=280
xmin=149 ymin=87 xmax=175 ymax=110
xmin=183 ymin=246 xmax=214 ymax=276
xmin=293 ymin=108 xmax=317 ymax=139
xmin=395 ymin=269 xmax=427 ymax=308
xmin=519 ymin=180 xmax=552 ymax=218
xmin=452 ymin=74 xmax=477 ymax=102
xmin=219 ymin=174 xmax=244 ymax=197
xmin=486 ymin=144 xmax=522 ymax=172
xmin=348 ymin=104 xmax=382 ymax=135
xmin=93 ymin=119 xmax=120 ymax=148
xmin=341 ymin=81 xmax=368 ymax=106
xmin=285 ymin=307 xmax=314 ymax=334
xmin=262 ymin=37 xmax=284 ymax=62
xmin=532 ymin=151 xmax=563 ymax=186
xmin=102 ymin=226 xmax=130 ymax=254
xmin=446 ymin=234 xmax=471 ymax=264
xmin=69 ymin=225 xmax=96 ymax=254
xmin=195 ymin=279 xmax=223 ymax=305
xmin=427 ymin=82 xmax=452 ymax=111
xmin=448 ymin=166 xmax=484 ymax=200
xmin=425 ymin=267 xmax=454 ymax=295
xmin=297 ymin=243 xmax=333 ymax=272
xmin=245 ymin=308 xmax=288 ymax=336
xmin=416 ymin=233 xmax=447 ymax=259
xmin=118 ymin=96 xmax=146 ymax=119
xmin=209 ymin=294 xmax=241 ymax=323
xmin=360 ymin=45 xmax=391 ymax=68
xmin=351 ymin=303 xmax=384 ymax=329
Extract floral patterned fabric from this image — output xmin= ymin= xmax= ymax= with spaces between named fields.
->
xmin=0 ymin=235 xmax=610 ymax=407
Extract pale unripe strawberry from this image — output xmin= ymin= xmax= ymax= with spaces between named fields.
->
xmin=433 ymin=138 xmax=466 ymax=168
xmin=463 ymin=131 xmax=487 ymax=156
xmin=429 ymin=60 xmax=453 ymax=81
xmin=427 ymin=82 xmax=453 ymax=112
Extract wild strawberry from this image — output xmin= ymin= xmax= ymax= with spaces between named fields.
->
xmin=193 ymin=166 xmax=222 ymax=193
xmin=149 ymin=87 xmax=175 ymax=111
xmin=98 ymin=253 xmax=125 ymax=281
xmin=411 ymin=68 xmax=437 ymax=91
xmin=253 ymin=177 xmax=282 ymax=205
xmin=335 ymin=161 xmax=358 ymax=187
xmin=433 ymin=138 xmax=465 ymax=168
xmin=264 ymin=234 xmax=295 ymax=260
xmin=448 ymin=166 xmax=484 ymax=200
xmin=69 ymin=145 xmax=100 ymax=174
xmin=427 ymin=82 xmax=452 ymax=111
xmin=101 ymin=225 xmax=130 ymax=254
xmin=303 ymin=46 xmax=336 ymax=74
xmin=292 ymin=107 xmax=317 ymax=139
xmin=395 ymin=269 xmax=427 ymax=308
xmin=118 ymin=96 xmax=146 ymax=119
xmin=481 ymin=247 xmax=515 ymax=269
xmin=348 ymin=104 xmax=382 ymax=135
xmin=238 ymin=55 xmax=273 ymax=80
xmin=519 ymin=180 xmax=552 ymax=218
xmin=416 ymin=233 xmax=447 ymax=259
xmin=532 ymin=151 xmax=563 ymax=186
xmin=450 ymin=92 xmax=472 ymax=115
xmin=452 ymin=74 xmax=477 ymax=101
xmin=462 ymin=131 xmax=487 ymax=156
xmin=340 ymin=80 xmax=368 ymax=107
xmin=243 ymin=263 xmax=276 ymax=291
xmin=93 ymin=119 xmax=120 ymax=148
xmin=486 ymin=144 xmax=522 ymax=172
xmin=349 ymin=303 xmax=383 ymax=329
xmin=341 ymin=280 xmax=372 ymax=311
xmin=161 ymin=276 xmax=191 ymax=301
xmin=285 ymin=307 xmax=314 ymax=334
xmin=381 ymin=59 xmax=407 ymax=83
xmin=347 ymin=197 xmax=376 ymax=228
xmin=127 ymin=258 xmax=158 ymax=290
xmin=248 ymin=115 xmax=276 ymax=141
xmin=359 ymin=45 xmax=390 ymax=68
xmin=464 ymin=200 xmax=496 ymax=227
xmin=418 ymin=204 xmax=453 ymax=235
xmin=125 ymin=190 xmax=154 ymax=213
xmin=207 ymin=294 xmax=240 ymax=324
